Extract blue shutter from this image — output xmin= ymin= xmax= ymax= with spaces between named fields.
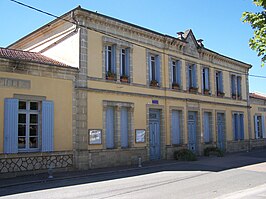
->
xmin=156 ymin=55 xmax=161 ymax=84
xmin=231 ymin=75 xmax=236 ymax=95
xmin=170 ymin=58 xmax=174 ymax=83
xmin=177 ymin=60 xmax=181 ymax=85
xmin=42 ymin=100 xmax=54 ymax=152
xmin=237 ymin=77 xmax=241 ymax=96
xmin=186 ymin=65 xmax=189 ymax=89
xmin=204 ymin=68 xmax=209 ymax=90
xmin=192 ymin=64 xmax=197 ymax=88
xmin=120 ymin=107 xmax=128 ymax=148
xmin=254 ymin=115 xmax=259 ymax=139
xmin=233 ymin=114 xmax=238 ymax=140
xmin=125 ymin=48 xmax=130 ymax=76
xmin=4 ymin=98 xmax=18 ymax=154
xmin=148 ymin=53 xmax=152 ymax=82
xmin=171 ymin=110 xmax=180 ymax=144
xmin=204 ymin=112 xmax=210 ymax=142
xmin=240 ymin=114 xmax=244 ymax=140
xmin=106 ymin=107 xmax=114 ymax=148
xmin=111 ymin=45 xmax=116 ymax=73
xmin=262 ymin=116 xmax=266 ymax=138
xmin=219 ymin=72 xmax=224 ymax=92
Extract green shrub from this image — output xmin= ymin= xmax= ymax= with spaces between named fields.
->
xmin=204 ymin=147 xmax=224 ymax=157
xmin=174 ymin=149 xmax=197 ymax=161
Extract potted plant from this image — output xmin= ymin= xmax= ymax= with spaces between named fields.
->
xmin=120 ymin=74 xmax=129 ymax=83
xmin=232 ymin=94 xmax=236 ymax=99
xmin=172 ymin=82 xmax=179 ymax=89
xmin=106 ymin=71 xmax=116 ymax=80
xmin=150 ymin=80 xmax=159 ymax=87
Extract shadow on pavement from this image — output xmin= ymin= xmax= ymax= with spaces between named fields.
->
xmin=0 ymin=148 xmax=266 ymax=197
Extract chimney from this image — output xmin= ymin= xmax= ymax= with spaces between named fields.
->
xmin=197 ymin=39 xmax=204 ymax=47
xmin=177 ymin=32 xmax=184 ymax=40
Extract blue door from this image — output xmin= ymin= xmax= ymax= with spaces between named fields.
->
xmin=149 ymin=110 xmax=160 ymax=160
xmin=217 ymin=113 xmax=225 ymax=150
xmin=188 ymin=111 xmax=197 ymax=152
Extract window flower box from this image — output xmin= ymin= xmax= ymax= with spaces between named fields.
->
xmin=120 ymin=75 xmax=129 ymax=83
xmin=172 ymin=82 xmax=180 ymax=90
xmin=150 ymin=80 xmax=159 ymax=87
xmin=189 ymin=87 xmax=198 ymax=93
xmin=106 ymin=71 xmax=116 ymax=80
xmin=232 ymin=94 xmax=236 ymax=99
xmin=217 ymin=91 xmax=225 ymax=97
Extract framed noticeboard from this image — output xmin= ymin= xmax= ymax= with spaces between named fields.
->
xmin=89 ymin=129 xmax=102 ymax=144
xmin=135 ymin=129 xmax=146 ymax=143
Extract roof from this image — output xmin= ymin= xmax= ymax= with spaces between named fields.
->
xmin=0 ymin=47 xmax=72 ymax=68
xmin=249 ymin=92 xmax=266 ymax=101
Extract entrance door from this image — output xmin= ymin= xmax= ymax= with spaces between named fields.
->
xmin=188 ymin=111 xmax=197 ymax=152
xmin=149 ymin=110 xmax=160 ymax=160
xmin=217 ymin=113 xmax=225 ymax=150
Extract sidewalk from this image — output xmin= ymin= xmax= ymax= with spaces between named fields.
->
xmin=1 ymin=149 xmax=266 ymax=189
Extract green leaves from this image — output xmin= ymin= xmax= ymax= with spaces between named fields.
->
xmin=242 ymin=0 xmax=266 ymax=66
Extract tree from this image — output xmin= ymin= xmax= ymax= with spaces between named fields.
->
xmin=242 ymin=0 xmax=266 ymax=66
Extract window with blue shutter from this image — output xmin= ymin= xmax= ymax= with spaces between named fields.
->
xmin=106 ymin=107 xmax=115 ymax=149
xmin=171 ymin=110 xmax=181 ymax=144
xmin=254 ymin=115 xmax=259 ymax=139
xmin=149 ymin=53 xmax=160 ymax=86
xmin=172 ymin=59 xmax=181 ymax=88
xmin=42 ymin=100 xmax=54 ymax=152
xmin=4 ymin=98 xmax=18 ymax=154
xmin=120 ymin=48 xmax=130 ymax=82
xmin=105 ymin=45 xmax=116 ymax=79
xmin=192 ymin=64 xmax=197 ymax=88
xmin=233 ymin=113 xmax=244 ymax=141
xmin=231 ymin=75 xmax=236 ymax=97
xmin=120 ymin=107 xmax=129 ymax=148
xmin=202 ymin=67 xmax=209 ymax=92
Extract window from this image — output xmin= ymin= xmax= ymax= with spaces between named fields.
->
xmin=18 ymin=101 xmax=39 ymax=150
xmin=149 ymin=53 xmax=160 ymax=87
xmin=105 ymin=45 xmax=116 ymax=79
xmin=231 ymin=75 xmax=241 ymax=99
xmin=254 ymin=115 xmax=265 ymax=139
xmin=232 ymin=113 xmax=244 ymax=140
xmin=216 ymin=71 xmax=224 ymax=96
xmin=120 ymin=48 xmax=130 ymax=82
xmin=171 ymin=110 xmax=182 ymax=144
xmin=231 ymin=75 xmax=236 ymax=98
xmin=203 ymin=112 xmax=212 ymax=143
xmin=171 ymin=59 xmax=181 ymax=89
xmin=4 ymin=98 xmax=54 ymax=154
xmin=187 ymin=64 xmax=197 ymax=90
xmin=202 ymin=67 xmax=210 ymax=94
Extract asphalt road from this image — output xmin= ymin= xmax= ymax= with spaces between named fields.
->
xmin=0 ymin=150 xmax=266 ymax=199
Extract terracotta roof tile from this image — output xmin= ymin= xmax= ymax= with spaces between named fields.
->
xmin=249 ymin=92 xmax=266 ymax=101
xmin=0 ymin=47 xmax=70 ymax=67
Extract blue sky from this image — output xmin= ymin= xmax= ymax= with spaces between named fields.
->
xmin=1 ymin=0 xmax=265 ymax=93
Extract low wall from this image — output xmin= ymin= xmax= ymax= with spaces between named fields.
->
xmin=226 ymin=140 xmax=249 ymax=152
xmin=0 ymin=151 xmax=73 ymax=176
xmin=89 ymin=147 xmax=147 ymax=169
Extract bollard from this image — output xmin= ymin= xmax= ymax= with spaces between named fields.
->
xmin=48 ymin=165 xmax=53 ymax=179
xmin=138 ymin=156 xmax=142 ymax=168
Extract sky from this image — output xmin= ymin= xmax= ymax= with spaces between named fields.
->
xmin=0 ymin=0 xmax=265 ymax=93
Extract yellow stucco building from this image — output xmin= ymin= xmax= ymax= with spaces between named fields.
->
xmin=1 ymin=6 xmax=264 ymax=174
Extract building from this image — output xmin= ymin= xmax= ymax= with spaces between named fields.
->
xmin=0 ymin=47 xmax=77 ymax=174
xmin=249 ymin=92 xmax=266 ymax=149
xmin=1 ymin=6 xmax=254 ymax=173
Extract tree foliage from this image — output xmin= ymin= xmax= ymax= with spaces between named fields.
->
xmin=242 ymin=0 xmax=266 ymax=66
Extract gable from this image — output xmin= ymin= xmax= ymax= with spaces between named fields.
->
xmin=184 ymin=32 xmax=200 ymax=58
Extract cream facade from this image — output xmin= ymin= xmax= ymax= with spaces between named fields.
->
xmin=6 ymin=6 xmax=254 ymax=171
